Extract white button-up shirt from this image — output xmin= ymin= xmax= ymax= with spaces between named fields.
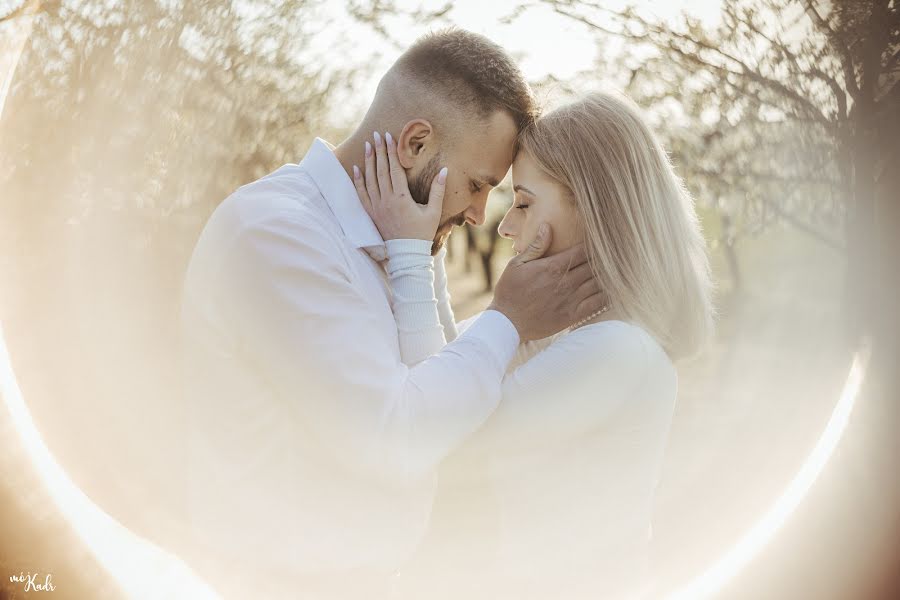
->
xmin=179 ymin=138 xmax=519 ymax=583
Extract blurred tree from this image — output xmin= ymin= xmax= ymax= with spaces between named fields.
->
xmin=0 ymin=0 xmax=446 ymax=553
xmin=509 ymin=0 xmax=898 ymax=336
xmin=0 ymin=0 xmax=364 ymax=557
xmin=345 ymin=0 xmax=452 ymax=48
xmin=1 ymin=0 xmax=356 ymax=224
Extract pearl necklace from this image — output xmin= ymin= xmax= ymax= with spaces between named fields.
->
xmin=569 ymin=304 xmax=610 ymax=330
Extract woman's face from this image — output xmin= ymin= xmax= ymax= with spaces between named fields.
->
xmin=499 ymin=150 xmax=581 ymax=256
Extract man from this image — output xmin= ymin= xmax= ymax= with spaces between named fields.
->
xmin=179 ymin=28 xmax=602 ymax=598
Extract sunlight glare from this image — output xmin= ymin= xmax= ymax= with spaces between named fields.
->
xmin=1 ymin=336 xmax=218 ymax=592
xmin=667 ymin=341 xmax=870 ymax=600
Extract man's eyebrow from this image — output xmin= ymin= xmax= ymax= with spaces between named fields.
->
xmin=513 ymin=184 xmax=536 ymax=196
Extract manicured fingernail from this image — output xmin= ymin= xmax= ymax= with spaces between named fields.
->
xmin=353 ymin=165 xmax=360 ymax=179
xmin=385 ymin=131 xmax=393 ymax=147
xmin=365 ymin=141 xmax=372 ymax=157
xmin=373 ymin=131 xmax=382 ymax=146
xmin=438 ymin=167 xmax=448 ymax=184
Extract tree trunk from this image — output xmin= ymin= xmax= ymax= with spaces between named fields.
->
xmin=478 ymin=218 xmax=504 ymax=292
xmin=842 ymin=134 xmax=878 ymax=342
xmin=720 ymin=214 xmax=742 ymax=292
xmin=464 ymin=226 xmax=475 ymax=273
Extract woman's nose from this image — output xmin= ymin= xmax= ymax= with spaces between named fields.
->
xmin=498 ymin=211 xmax=516 ymax=239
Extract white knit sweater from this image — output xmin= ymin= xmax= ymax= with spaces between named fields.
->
xmin=384 ymin=240 xmax=677 ymax=598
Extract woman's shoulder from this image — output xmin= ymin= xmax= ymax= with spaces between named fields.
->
xmin=557 ymin=320 xmax=674 ymax=377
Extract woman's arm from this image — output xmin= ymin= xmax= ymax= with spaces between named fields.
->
xmin=384 ymin=239 xmax=447 ymax=365
xmin=433 ymin=249 xmax=558 ymax=369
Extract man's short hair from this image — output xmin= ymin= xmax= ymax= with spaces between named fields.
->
xmin=392 ymin=28 xmax=539 ymax=133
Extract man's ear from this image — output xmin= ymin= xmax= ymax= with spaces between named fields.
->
xmin=397 ymin=119 xmax=434 ymax=169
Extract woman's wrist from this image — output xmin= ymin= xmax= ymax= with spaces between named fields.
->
xmin=384 ymin=239 xmax=445 ymax=364
xmin=384 ymin=239 xmax=434 ymax=272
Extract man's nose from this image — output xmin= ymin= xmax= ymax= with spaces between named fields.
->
xmin=465 ymin=197 xmax=487 ymax=227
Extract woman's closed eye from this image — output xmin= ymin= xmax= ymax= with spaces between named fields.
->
xmin=515 ymin=202 xmax=530 ymax=210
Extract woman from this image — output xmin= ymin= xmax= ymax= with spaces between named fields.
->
xmin=352 ymin=91 xmax=713 ymax=599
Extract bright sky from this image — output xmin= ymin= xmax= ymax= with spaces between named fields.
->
xmin=1 ymin=0 xmax=723 ymax=122
xmin=436 ymin=0 xmax=722 ymax=79
xmin=319 ymin=0 xmax=723 ymax=124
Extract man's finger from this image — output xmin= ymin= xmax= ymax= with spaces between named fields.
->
xmin=560 ymin=261 xmax=594 ymax=288
xmin=573 ymin=276 xmax=601 ymax=305
xmin=550 ymin=242 xmax=589 ymax=273
xmin=554 ymin=261 xmax=592 ymax=296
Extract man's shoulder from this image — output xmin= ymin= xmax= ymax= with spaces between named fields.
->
xmin=227 ymin=164 xmax=323 ymax=219
xmin=186 ymin=165 xmax=346 ymax=282
xmin=208 ymin=165 xmax=342 ymax=242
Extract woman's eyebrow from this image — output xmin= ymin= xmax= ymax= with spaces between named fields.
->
xmin=513 ymin=184 xmax=536 ymax=196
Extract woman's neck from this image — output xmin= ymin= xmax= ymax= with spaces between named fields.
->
xmin=572 ymin=306 xmax=623 ymax=330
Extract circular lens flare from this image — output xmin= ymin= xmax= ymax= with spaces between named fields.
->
xmin=0 ymin=324 xmax=222 ymax=599
xmin=667 ymin=341 xmax=870 ymax=600
xmin=0 ymin=5 xmax=872 ymax=599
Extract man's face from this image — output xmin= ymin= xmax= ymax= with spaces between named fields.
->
xmin=408 ymin=110 xmax=519 ymax=254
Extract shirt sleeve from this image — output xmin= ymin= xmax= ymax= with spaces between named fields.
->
xmin=468 ymin=322 xmax=653 ymax=454
xmin=384 ymin=239 xmax=446 ymax=365
xmin=460 ymin=314 xmax=559 ymax=371
xmin=220 ymin=213 xmax=520 ymax=483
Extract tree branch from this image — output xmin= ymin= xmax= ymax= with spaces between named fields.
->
xmin=0 ymin=0 xmax=47 ymax=23
xmin=689 ymin=166 xmax=844 ymax=251
xmin=762 ymin=195 xmax=845 ymax=251
xmin=738 ymin=5 xmax=848 ymax=120
xmin=689 ymin=166 xmax=840 ymax=187
xmin=806 ymin=66 xmax=848 ymax=120
xmin=660 ymin=25 xmax=833 ymax=125
xmin=547 ymin=1 xmax=834 ymax=127
xmin=885 ymin=47 xmax=900 ymax=73
xmin=804 ymin=0 xmax=861 ymax=99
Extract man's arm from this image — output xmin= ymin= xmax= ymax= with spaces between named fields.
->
xmin=221 ymin=213 xmax=518 ymax=483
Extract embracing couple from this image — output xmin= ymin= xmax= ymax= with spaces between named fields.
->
xmin=179 ymin=28 xmax=712 ymax=600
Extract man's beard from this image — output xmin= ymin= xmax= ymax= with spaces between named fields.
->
xmin=409 ymin=154 xmax=466 ymax=255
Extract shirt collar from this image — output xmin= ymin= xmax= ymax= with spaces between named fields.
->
xmin=299 ymin=137 xmax=386 ymax=261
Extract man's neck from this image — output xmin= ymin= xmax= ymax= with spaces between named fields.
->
xmin=333 ymin=130 xmax=368 ymax=183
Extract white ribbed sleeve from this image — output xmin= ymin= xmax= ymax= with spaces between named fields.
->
xmin=384 ymin=239 xmax=446 ymax=365
xmin=384 ymin=241 xmax=522 ymax=372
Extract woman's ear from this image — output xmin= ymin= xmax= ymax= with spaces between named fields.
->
xmin=397 ymin=119 xmax=433 ymax=169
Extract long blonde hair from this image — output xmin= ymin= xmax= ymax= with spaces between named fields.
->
xmin=519 ymin=91 xmax=714 ymax=359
